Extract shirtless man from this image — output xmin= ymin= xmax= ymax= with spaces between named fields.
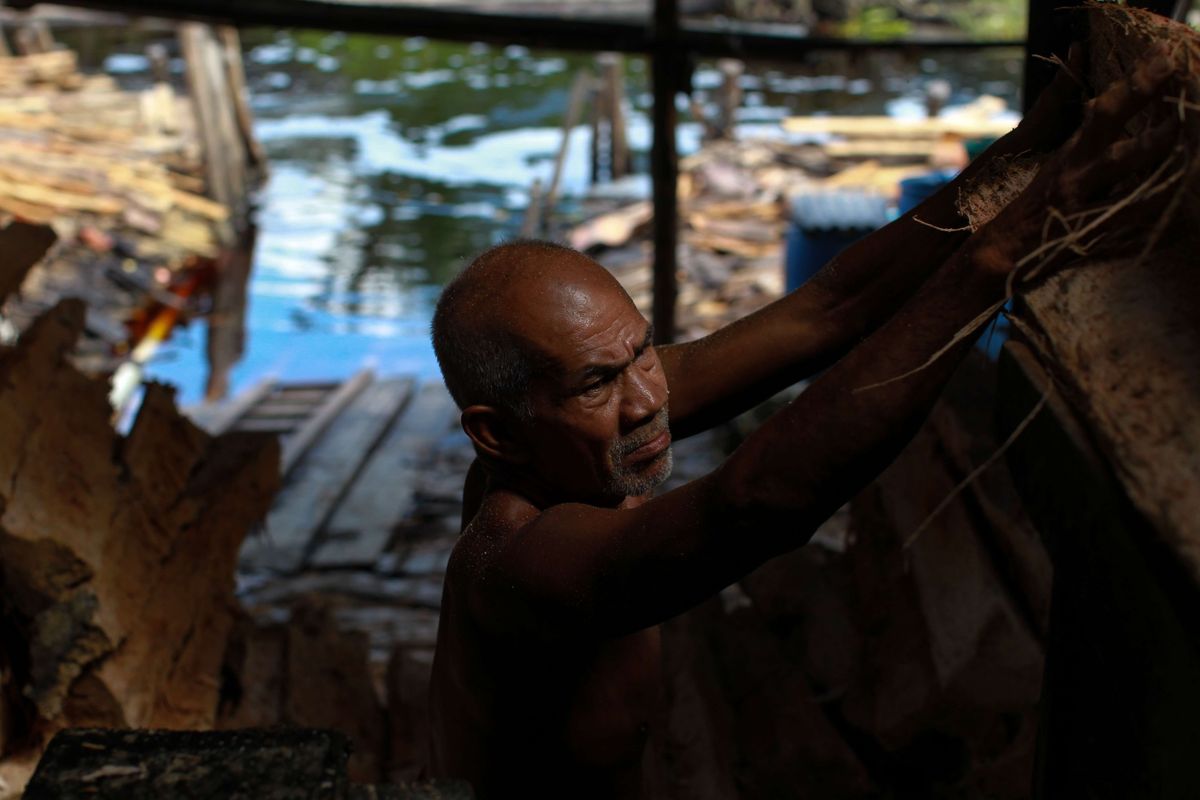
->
xmin=427 ymin=55 xmax=1175 ymax=798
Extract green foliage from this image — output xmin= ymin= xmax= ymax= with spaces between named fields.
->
xmin=840 ymin=6 xmax=913 ymax=39
xmin=948 ymin=0 xmax=1026 ymax=39
xmin=839 ymin=1 xmax=1026 ymax=41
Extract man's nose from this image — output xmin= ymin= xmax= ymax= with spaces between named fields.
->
xmin=621 ymin=367 xmax=667 ymax=428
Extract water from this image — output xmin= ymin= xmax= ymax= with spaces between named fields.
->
xmin=62 ymin=27 xmax=1021 ymax=405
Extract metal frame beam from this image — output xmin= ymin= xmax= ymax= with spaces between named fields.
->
xmin=13 ymin=0 xmax=1023 ymax=58
xmin=650 ymin=0 xmax=679 ymax=343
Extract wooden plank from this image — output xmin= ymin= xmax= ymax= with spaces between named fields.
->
xmin=240 ymin=377 xmax=413 ymax=573
xmin=179 ymin=22 xmax=245 ymax=231
xmin=187 ymin=376 xmax=275 ymax=434
xmin=781 ymin=116 xmax=1016 ymax=140
xmin=240 ymin=569 xmax=445 ymax=609
xmin=998 ymin=343 xmax=1200 ymax=799
xmin=310 ymin=382 xmax=458 ymax=569
xmin=234 ymin=418 xmax=303 ymax=433
xmin=243 ymin=401 xmax=320 ymax=418
xmin=280 ymin=369 xmax=373 ymax=475
xmin=272 ymin=386 xmax=337 ymax=399
xmin=568 ymin=200 xmax=652 ymax=251
xmin=179 ymin=24 xmax=228 ymax=210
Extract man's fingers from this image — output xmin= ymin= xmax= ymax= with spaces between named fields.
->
xmin=1070 ymin=113 xmax=1180 ymax=211
xmin=1104 ymin=116 xmax=1180 ymax=175
xmin=1076 ymin=46 xmax=1177 ymax=157
xmin=1069 ymin=115 xmax=1181 ymax=202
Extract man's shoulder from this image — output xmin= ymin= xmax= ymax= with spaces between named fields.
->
xmin=448 ymin=488 xmax=543 ymax=579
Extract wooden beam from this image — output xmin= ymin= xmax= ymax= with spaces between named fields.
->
xmin=279 ymin=368 xmax=373 ymax=475
xmin=14 ymin=0 xmax=1023 ymax=61
xmin=651 ymin=0 xmax=679 ymax=344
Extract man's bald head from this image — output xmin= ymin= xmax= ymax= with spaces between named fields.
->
xmin=431 ymin=239 xmax=628 ymax=418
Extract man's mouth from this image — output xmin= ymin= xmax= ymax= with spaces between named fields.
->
xmin=623 ymin=429 xmax=671 ymax=464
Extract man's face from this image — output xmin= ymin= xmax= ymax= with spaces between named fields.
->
xmin=515 ymin=276 xmax=672 ymax=504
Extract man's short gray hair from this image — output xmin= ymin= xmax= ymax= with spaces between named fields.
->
xmin=431 ymin=240 xmax=575 ymax=418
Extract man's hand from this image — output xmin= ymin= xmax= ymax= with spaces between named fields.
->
xmin=974 ymin=47 xmax=1183 ymax=279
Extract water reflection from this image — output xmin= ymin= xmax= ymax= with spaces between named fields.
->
xmin=60 ymin=26 xmax=1019 ymax=404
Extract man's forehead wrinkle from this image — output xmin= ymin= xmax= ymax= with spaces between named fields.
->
xmin=453 ymin=241 xmax=640 ymax=368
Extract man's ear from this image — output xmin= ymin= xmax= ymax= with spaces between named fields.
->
xmin=460 ymin=405 xmax=531 ymax=465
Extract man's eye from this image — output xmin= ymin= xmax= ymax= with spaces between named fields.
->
xmin=581 ymin=381 xmax=606 ymax=397
xmin=636 ymin=347 xmax=654 ymax=365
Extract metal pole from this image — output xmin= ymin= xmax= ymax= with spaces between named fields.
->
xmin=651 ymin=0 xmax=679 ymax=344
xmin=1022 ymin=1 xmax=1077 ymax=113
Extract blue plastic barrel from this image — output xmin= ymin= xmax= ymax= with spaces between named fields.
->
xmin=897 ymin=169 xmax=958 ymax=215
xmin=785 ymin=191 xmax=890 ymax=293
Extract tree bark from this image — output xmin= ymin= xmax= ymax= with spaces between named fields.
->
xmin=0 ymin=298 xmax=279 ymax=793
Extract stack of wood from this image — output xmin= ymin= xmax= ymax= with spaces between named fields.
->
xmin=568 ymin=137 xmax=929 ymax=341
xmin=0 ymin=49 xmax=81 ymax=92
xmin=0 ymin=221 xmax=280 ymax=797
xmin=0 ymin=23 xmax=261 ymax=389
xmin=0 ymin=46 xmax=229 ymax=255
xmin=782 ymin=95 xmax=1016 ymax=162
xmin=567 ymin=141 xmax=791 ymax=341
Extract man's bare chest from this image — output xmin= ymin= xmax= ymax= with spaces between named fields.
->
xmin=562 ymin=625 xmax=664 ymax=767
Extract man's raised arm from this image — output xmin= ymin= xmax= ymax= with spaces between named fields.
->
xmin=466 ymin=57 xmax=1176 ymax=641
xmin=659 ymin=59 xmax=1084 ymax=440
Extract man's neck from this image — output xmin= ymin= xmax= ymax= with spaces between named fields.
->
xmin=482 ymin=462 xmax=630 ymax=511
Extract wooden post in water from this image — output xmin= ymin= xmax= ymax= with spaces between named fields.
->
xmin=543 ymin=68 xmax=592 ymax=233
xmin=147 ymin=42 xmax=170 ymax=83
xmin=651 ymin=0 xmax=680 ymax=343
xmin=589 ymin=72 xmax=601 ymax=185
xmin=714 ymin=58 xmax=743 ymax=140
xmin=220 ymin=26 xmax=267 ymax=172
xmin=180 ymin=22 xmax=260 ymax=400
xmin=14 ymin=25 xmax=41 ymax=56
xmin=520 ymin=178 xmax=543 ymax=238
xmin=31 ymin=20 xmax=55 ymax=52
xmin=180 ymin=22 xmax=247 ymax=233
xmin=205 ymin=224 xmax=257 ymax=401
xmin=597 ymin=53 xmax=630 ymax=180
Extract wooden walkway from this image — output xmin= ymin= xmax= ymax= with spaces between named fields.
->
xmin=191 ymin=371 xmax=462 ymax=574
